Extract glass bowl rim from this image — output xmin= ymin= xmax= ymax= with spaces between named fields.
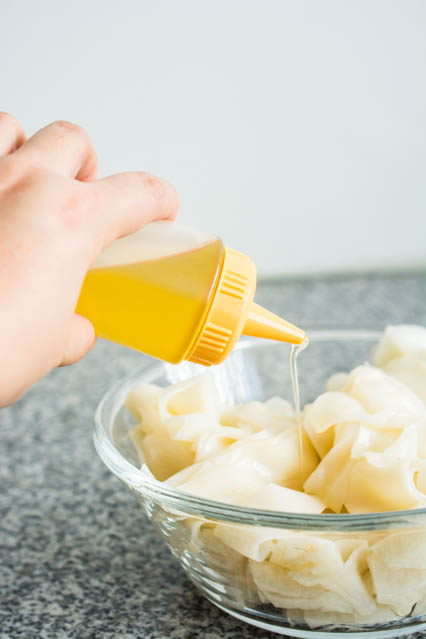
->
xmin=94 ymin=330 xmax=426 ymax=531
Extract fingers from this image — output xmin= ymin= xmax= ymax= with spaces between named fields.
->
xmin=14 ymin=120 xmax=98 ymax=181
xmin=89 ymin=171 xmax=179 ymax=249
xmin=60 ymin=314 xmax=96 ymax=367
xmin=0 ymin=113 xmax=26 ymax=155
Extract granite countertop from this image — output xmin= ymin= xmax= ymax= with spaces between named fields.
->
xmin=1 ymin=271 xmax=425 ymax=639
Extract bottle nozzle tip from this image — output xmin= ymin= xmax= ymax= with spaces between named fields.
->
xmin=243 ymin=302 xmax=305 ymax=345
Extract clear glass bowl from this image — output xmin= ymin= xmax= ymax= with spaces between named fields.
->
xmin=94 ymin=332 xmax=426 ymax=638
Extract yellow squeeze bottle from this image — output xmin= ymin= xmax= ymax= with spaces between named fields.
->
xmin=76 ymin=221 xmax=305 ymax=366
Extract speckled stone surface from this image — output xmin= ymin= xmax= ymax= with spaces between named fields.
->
xmin=1 ymin=271 xmax=425 ymax=639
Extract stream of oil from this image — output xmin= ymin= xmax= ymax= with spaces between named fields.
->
xmin=290 ymin=337 xmax=309 ymax=472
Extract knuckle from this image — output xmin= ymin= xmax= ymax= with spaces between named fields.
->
xmin=59 ymin=184 xmax=98 ymax=250
xmin=0 ymin=155 xmax=26 ymax=190
xmin=0 ymin=112 xmax=20 ymax=128
xmin=140 ymin=171 xmax=166 ymax=202
xmin=50 ymin=119 xmax=89 ymax=141
xmin=138 ymin=172 xmax=178 ymax=216
xmin=61 ymin=186 xmax=87 ymax=223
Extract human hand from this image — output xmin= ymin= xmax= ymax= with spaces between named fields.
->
xmin=0 ymin=114 xmax=178 ymax=407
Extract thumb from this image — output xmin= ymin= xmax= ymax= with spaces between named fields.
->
xmin=60 ymin=314 xmax=96 ymax=367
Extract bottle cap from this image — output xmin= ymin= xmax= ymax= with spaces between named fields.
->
xmin=187 ymin=247 xmax=305 ymax=366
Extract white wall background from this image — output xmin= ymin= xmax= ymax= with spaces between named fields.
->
xmin=2 ymin=0 xmax=425 ymax=276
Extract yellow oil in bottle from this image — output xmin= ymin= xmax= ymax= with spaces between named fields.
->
xmin=76 ymin=239 xmax=224 ymax=362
